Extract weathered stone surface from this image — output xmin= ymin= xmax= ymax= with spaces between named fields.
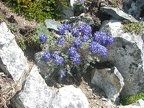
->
xmin=45 ymin=19 xmax=62 ymax=31
xmin=100 ymin=6 xmax=138 ymax=22
xmin=124 ymin=0 xmax=144 ymax=19
xmin=50 ymin=85 xmax=89 ymax=108
xmin=100 ymin=20 xmax=144 ymax=96
xmin=62 ymin=6 xmax=74 ymax=19
xmin=11 ymin=65 xmax=89 ymax=108
xmin=0 ymin=22 xmax=28 ymax=82
xmin=91 ymin=67 xmax=124 ymax=102
xmin=11 ymin=65 xmax=57 ymax=108
xmin=70 ymin=0 xmax=85 ymax=8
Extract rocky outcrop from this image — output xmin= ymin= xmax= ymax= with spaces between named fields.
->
xmin=124 ymin=0 xmax=144 ymax=19
xmin=91 ymin=67 xmax=124 ymax=102
xmin=0 ymin=22 xmax=28 ymax=83
xmin=100 ymin=6 xmax=138 ymax=22
xmin=100 ymin=20 xmax=144 ymax=96
xmin=11 ymin=65 xmax=89 ymax=108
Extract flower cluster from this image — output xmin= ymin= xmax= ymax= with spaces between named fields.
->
xmin=39 ymin=23 xmax=114 ymax=78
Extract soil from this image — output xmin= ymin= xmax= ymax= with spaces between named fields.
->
xmin=0 ymin=1 xmax=123 ymax=108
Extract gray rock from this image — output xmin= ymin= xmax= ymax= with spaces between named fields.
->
xmin=91 ymin=67 xmax=124 ymax=102
xmin=45 ymin=19 xmax=62 ymax=31
xmin=124 ymin=0 xmax=144 ymax=19
xmin=70 ymin=0 xmax=85 ymax=8
xmin=0 ymin=22 xmax=28 ymax=83
xmin=50 ymin=85 xmax=89 ymax=108
xmin=11 ymin=65 xmax=57 ymax=108
xmin=100 ymin=20 xmax=144 ymax=96
xmin=100 ymin=6 xmax=138 ymax=22
xmin=11 ymin=65 xmax=89 ymax=108
xmin=62 ymin=6 xmax=74 ymax=19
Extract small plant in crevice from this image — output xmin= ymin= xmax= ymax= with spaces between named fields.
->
xmin=120 ymin=92 xmax=144 ymax=105
xmin=122 ymin=22 xmax=143 ymax=35
xmin=38 ymin=23 xmax=114 ymax=79
xmin=17 ymin=23 xmax=48 ymax=50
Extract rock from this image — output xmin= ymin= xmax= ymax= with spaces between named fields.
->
xmin=70 ymin=0 xmax=85 ymax=9
xmin=61 ymin=6 xmax=74 ymax=19
xmin=45 ymin=19 xmax=62 ymax=31
xmin=100 ymin=6 xmax=138 ymax=22
xmin=0 ymin=22 xmax=28 ymax=83
xmin=91 ymin=67 xmax=124 ymax=102
xmin=65 ymin=13 xmax=95 ymax=27
xmin=50 ymin=85 xmax=89 ymax=108
xmin=124 ymin=0 xmax=144 ymax=19
xmin=11 ymin=65 xmax=57 ymax=108
xmin=119 ymin=99 xmax=144 ymax=108
xmin=100 ymin=20 xmax=144 ymax=96
xmin=132 ymin=99 xmax=144 ymax=106
xmin=11 ymin=65 xmax=89 ymax=108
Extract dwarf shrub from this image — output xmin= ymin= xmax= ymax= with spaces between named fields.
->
xmin=38 ymin=23 xmax=114 ymax=78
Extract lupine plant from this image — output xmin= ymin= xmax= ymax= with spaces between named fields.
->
xmin=39 ymin=23 xmax=114 ymax=78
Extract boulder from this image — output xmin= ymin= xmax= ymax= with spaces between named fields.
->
xmin=50 ymin=85 xmax=89 ymax=108
xmin=91 ymin=67 xmax=124 ymax=102
xmin=0 ymin=22 xmax=28 ymax=83
xmin=100 ymin=20 xmax=144 ymax=96
xmin=100 ymin=6 xmax=138 ymax=22
xmin=123 ymin=0 xmax=144 ymax=19
xmin=11 ymin=65 xmax=89 ymax=108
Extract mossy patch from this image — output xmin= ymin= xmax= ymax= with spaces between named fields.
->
xmin=120 ymin=92 xmax=144 ymax=105
xmin=4 ymin=0 xmax=68 ymax=22
xmin=122 ymin=22 xmax=143 ymax=35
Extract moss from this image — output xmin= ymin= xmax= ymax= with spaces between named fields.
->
xmin=122 ymin=22 xmax=143 ymax=35
xmin=4 ymin=0 xmax=68 ymax=22
xmin=120 ymin=92 xmax=144 ymax=105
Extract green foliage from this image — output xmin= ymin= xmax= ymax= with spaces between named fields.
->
xmin=0 ymin=16 xmax=3 ymax=20
xmin=120 ymin=92 xmax=144 ymax=105
xmin=18 ymin=23 xmax=48 ymax=50
xmin=4 ymin=0 xmax=68 ymax=22
xmin=18 ymin=36 xmax=27 ymax=50
xmin=122 ymin=22 xmax=143 ymax=35
xmin=110 ymin=0 xmax=118 ymax=7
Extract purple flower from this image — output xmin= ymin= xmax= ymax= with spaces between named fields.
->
xmin=93 ymin=31 xmax=114 ymax=47
xmin=63 ymin=24 xmax=71 ymax=31
xmin=89 ymin=41 xmax=108 ymax=58
xmin=68 ymin=47 xmax=77 ymax=58
xmin=42 ymin=51 xmax=51 ymax=62
xmin=72 ymin=56 xmax=81 ymax=64
xmin=81 ymin=35 xmax=89 ymax=42
xmin=57 ymin=25 xmax=65 ymax=35
xmin=74 ymin=38 xmax=82 ymax=48
xmin=57 ymin=37 xmax=65 ymax=45
xmin=39 ymin=33 xmax=47 ymax=43
xmin=59 ymin=70 xmax=67 ymax=78
xmin=78 ymin=0 xmax=85 ymax=3
xmin=54 ymin=56 xmax=64 ymax=65
xmin=78 ymin=24 xmax=92 ymax=36
xmin=52 ymin=51 xmax=60 ymax=58
xmin=71 ymin=28 xmax=80 ymax=37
